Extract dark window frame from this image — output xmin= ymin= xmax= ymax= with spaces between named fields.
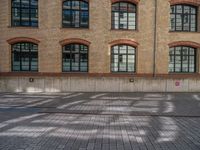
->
xmin=62 ymin=0 xmax=89 ymax=28
xmin=111 ymin=2 xmax=137 ymax=30
xmin=170 ymin=4 xmax=197 ymax=32
xmin=62 ymin=43 xmax=89 ymax=72
xmin=11 ymin=0 xmax=38 ymax=27
xmin=11 ymin=42 xmax=38 ymax=72
xmin=111 ymin=44 xmax=136 ymax=73
xmin=169 ymin=46 xmax=197 ymax=73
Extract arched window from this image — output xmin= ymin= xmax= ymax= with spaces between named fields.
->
xmin=111 ymin=45 xmax=136 ymax=72
xmin=62 ymin=0 xmax=89 ymax=28
xmin=11 ymin=0 xmax=38 ymax=27
xmin=169 ymin=46 xmax=196 ymax=73
xmin=111 ymin=2 xmax=136 ymax=30
xmin=170 ymin=4 xmax=197 ymax=32
xmin=12 ymin=42 xmax=38 ymax=71
xmin=62 ymin=43 xmax=88 ymax=72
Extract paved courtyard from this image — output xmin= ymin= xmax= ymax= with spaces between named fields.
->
xmin=0 ymin=92 xmax=199 ymax=150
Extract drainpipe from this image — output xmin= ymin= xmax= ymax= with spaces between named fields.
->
xmin=153 ymin=0 xmax=157 ymax=77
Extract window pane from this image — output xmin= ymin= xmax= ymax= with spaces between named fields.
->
xmin=120 ymin=3 xmax=128 ymax=12
xmin=12 ymin=0 xmax=20 ymax=7
xmin=81 ymin=1 xmax=88 ymax=10
xmin=63 ymin=10 xmax=71 ymax=26
xmin=191 ymin=7 xmax=196 ymax=14
xmin=112 ymin=3 xmax=119 ymax=11
xmin=128 ymin=3 xmax=136 ymax=13
xmin=119 ymin=12 xmax=127 ymax=29
xmin=128 ymin=13 xmax=136 ymax=30
xmin=71 ymin=53 xmax=79 ymax=71
xmin=80 ymin=11 xmax=89 ymax=27
xmin=63 ymin=1 xmax=71 ymax=9
xmin=72 ymin=0 xmax=80 ymax=10
xmin=71 ymin=11 xmax=80 ymax=27
xmin=119 ymin=45 xmax=127 ymax=54
xmin=119 ymin=55 xmax=127 ymax=71
xmin=128 ymin=46 xmax=135 ymax=54
xmin=31 ymin=0 xmax=38 ymax=8
xmin=176 ymin=5 xmax=182 ymax=13
xmin=112 ymin=12 xmax=119 ymax=29
xmin=21 ymin=54 xmax=30 ymax=71
xmin=170 ymin=14 xmax=175 ymax=31
xmin=171 ymin=5 xmax=175 ymax=13
xmin=175 ymin=47 xmax=181 ymax=55
xmin=21 ymin=0 xmax=30 ymax=8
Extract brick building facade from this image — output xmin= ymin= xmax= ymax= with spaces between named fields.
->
xmin=1 ymin=0 xmax=200 ymax=92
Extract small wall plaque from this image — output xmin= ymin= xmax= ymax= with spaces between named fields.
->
xmin=29 ymin=78 xmax=34 ymax=82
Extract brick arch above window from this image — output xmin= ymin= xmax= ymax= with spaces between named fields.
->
xmin=111 ymin=0 xmax=140 ymax=4
xmin=169 ymin=0 xmax=200 ymax=6
xmin=109 ymin=39 xmax=139 ymax=47
xmin=7 ymin=37 xmax=40 ymax=45
xmin=168 ymin=41 xmax=200 ymax=48
xmin=59 ymin=38 xmax=91 ymax=46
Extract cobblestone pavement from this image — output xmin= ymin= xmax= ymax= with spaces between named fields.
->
xmin=0 ymin=92 xmax=199 ymax=150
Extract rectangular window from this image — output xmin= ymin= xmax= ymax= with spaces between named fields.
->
xmin=12 ymin=0 xmax=38 ymax=27
xmin=170 ymin=5 xmax=197 ymax=32
xmin=112 ymin=2 xmax=136 ymax=30
xmin=63 ymin=0 xmax=89 ymax=28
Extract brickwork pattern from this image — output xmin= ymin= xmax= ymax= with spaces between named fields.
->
xmin=0 ymin=0 xmax=200 ymax=74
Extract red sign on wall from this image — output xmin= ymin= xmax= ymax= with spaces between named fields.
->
xmin=175 ymin=81 xmax=180 ymax=87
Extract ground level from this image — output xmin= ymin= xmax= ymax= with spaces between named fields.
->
xmin=0 ymin=92 xmax=199 ymax=150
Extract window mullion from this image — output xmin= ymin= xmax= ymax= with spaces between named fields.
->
xmin=79 ymin=1 xmax=81 ymax=28
xmin=118 ymin=3 xmax=121 ymax=29
xmin=20 ymin=0 xmax=22 ymax=26
xmin=194 ymin=49 xmax=196 ymax=72
xmin=181 ymin=47 xmax=183 ymax=72
xmin=70 ymin=45 xmax=72 ymax=71
xmin=70 ymin=1 xmax=72 ymax=27
xmin=118 ymin=46 xmax=120 ymax=71
xmin=182 ymin=5 xmax=184 ymax=31
xmin=188 ymin=48 xmax=190 ymax=72
xmin=79 ymin=45 xmax=81 ymax=71
xmin=189 ymin=7 xmax=191 ymax=31
xmin=127 ymin=4 xmax=128 ymax=30
xmin=173 ymin=49 xmax=175 ymax=72
xmin=29 ymin=43 xmax=31 ymax=71
xmin=20 ymin=43 xmax=22 ymax=71
xmin=174 ymin=48 xmax=176 ymax=72
xmin=29 ymin=0 xmax=31 ymax=26
xmin=174 ymin=5 xmax=176 ymax=31
xmin=126 ymin=46 xmax=128 ymax=72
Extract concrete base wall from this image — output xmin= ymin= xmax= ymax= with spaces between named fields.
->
xmin=1 ymin=77 xmax=200 ymax=92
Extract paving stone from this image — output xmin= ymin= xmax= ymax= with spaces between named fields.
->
xmin=0 ymin=93 xmax=199 ymax=150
